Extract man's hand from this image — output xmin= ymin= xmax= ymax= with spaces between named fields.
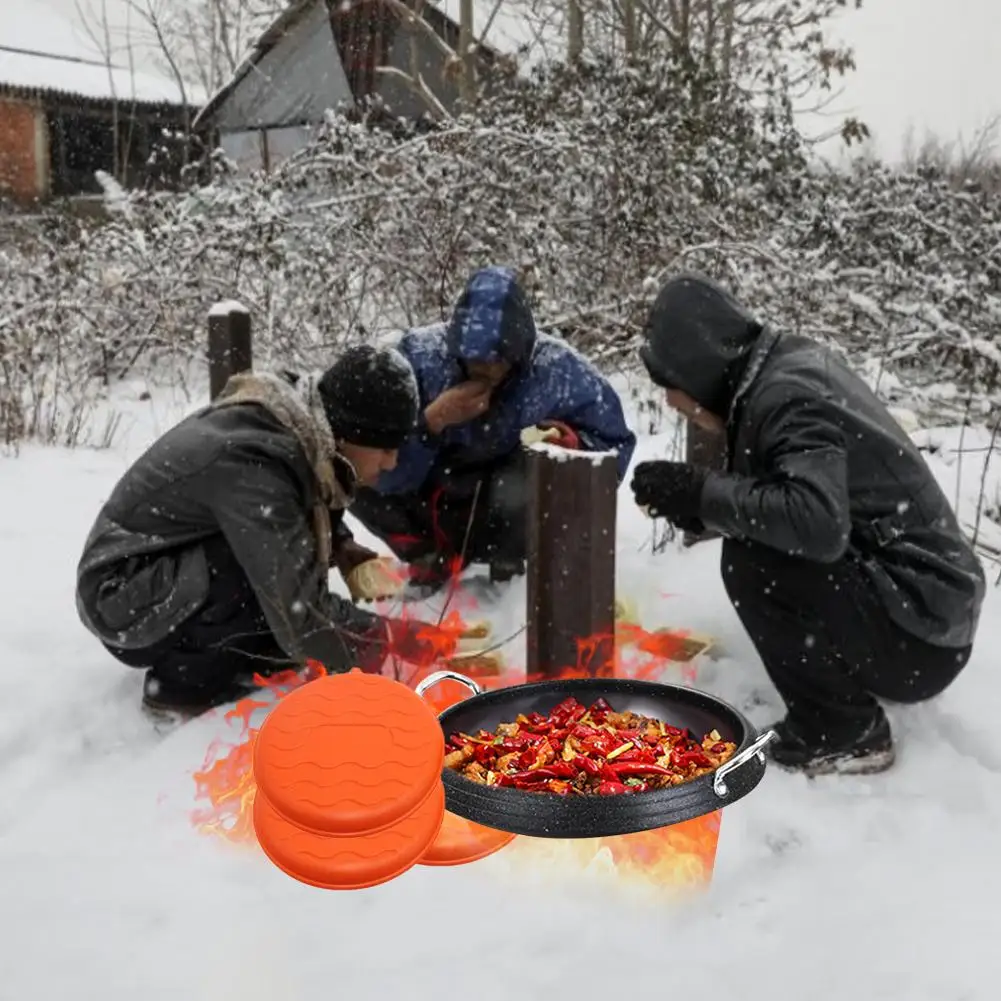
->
xmin=631 ymin=461 xmax=708 ymax=526
xmin=521 ymin=420 xmax=581 ymax=449
xmin=346 ymin=558 xmax=404 ymax=602
xmin=424 ymin=381 xmax=491 ymax=435
xmin=334 ymin=538 xmax=379 ymax=576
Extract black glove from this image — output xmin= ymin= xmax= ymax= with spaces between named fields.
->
xmin=631 ymin=461 xmax=708 ymax=525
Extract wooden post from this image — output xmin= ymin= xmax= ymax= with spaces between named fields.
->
xmin=683 ymin=420 xmax=727 ymax=547
xmin=208 ymin=300 xmax=252 ymax=400
xmin=526 ymin=447 xmax=618 ymax=678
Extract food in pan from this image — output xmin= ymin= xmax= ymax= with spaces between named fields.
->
xmin=443 ymin=696 xmax=738 ymax=795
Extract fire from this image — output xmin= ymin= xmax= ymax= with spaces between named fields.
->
xmin=187 ymin=583 xmax=719 ymax=894
xmin=498 ymin=811 xmax=723 ymax=899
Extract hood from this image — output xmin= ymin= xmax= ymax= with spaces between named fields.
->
xmin=639 ymin=272 xmax=764 ymax=417
xmin=445 ymin=266 xmax=537 ymax=369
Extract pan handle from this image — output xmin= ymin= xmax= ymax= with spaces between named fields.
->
xmin=415 ymin=670 xmax=485 ymax=701
xmin=712 ymin=729 xmax=778 ymax=798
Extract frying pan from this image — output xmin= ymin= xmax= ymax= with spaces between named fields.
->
xmin=415 ymin=671 xmax=777 ymax=839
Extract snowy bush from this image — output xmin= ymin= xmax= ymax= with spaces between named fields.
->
xmin=1 ymin=54 xmax=1000 ymax=447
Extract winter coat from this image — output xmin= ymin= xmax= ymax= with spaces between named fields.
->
xmin=75 ymin=371 xmax=385 ymax=668
xmin=655 ymin=273 xmax=985 ymax=649
xmin=374 ymin=266 xmax=637 ymax=496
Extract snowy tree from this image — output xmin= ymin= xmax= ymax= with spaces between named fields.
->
xmin=1 ymin=44 xmax=999 ymax=447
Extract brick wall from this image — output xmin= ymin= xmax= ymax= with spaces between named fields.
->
xmin=0 ymin=97 xmax=45 ymax=203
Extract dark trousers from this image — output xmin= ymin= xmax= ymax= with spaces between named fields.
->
xmin=105 ymin=535 xmax=292 ymax=692
xmin=351 ymin=451 xmax=528 ymax=567
xmin=721 ymin=539 xmax=971 ymax=743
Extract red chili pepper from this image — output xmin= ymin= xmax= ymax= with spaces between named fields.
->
xmin=449 ymin=733 xmax=474 ymax=748
xmin=571 ymin=724 xmax=599 ymax=740
xmin=710 ymin=742 xmax=728 ymax=753
xmin=614 ymin=747 xmax=658 ymax=764
xmin=540 ymin=760 xmax=575 ymax=779
xmin=599 ymin=762 xmax=620 ymax=783
xmin=520 ymin=722 xmax=551 ymax=734
xmin=583 ymin=733 xmax=620 ymax=757
xmin=546 ymin=780 xmax=572 ymax=796
xmin=494 ymin=774 xmax=516 ymax=787
xmin=624 ymin=780 xmax=649 ymax=792
xmin=548 ymin=697 xmax=584 ymax=728
xmin=497 ymin=736 xmax=531 ymax=752
xmin=608 ymin=761 xmax=674 ymax=778
xmin=588 ymin=699 xmax=612 ymax=723
xmin=509 ymin=766 xmax=568 ymax=782
xmin=573 ymin=755 xmax=601 ymax=776
xmin=596 ymin=780 xmax=630 ymax=795
xmin=517 ymin=749 xmax=536 ymax=769
xmin=473 ymin=745 xmax=497 ymax=765
xmin=526 ymin=712 xmax=548 ymax=725
xmin=672 ymin=749 xmax=712 ymax=769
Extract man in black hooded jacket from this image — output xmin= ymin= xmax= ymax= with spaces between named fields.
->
xmin=631 ymin=272 xmax=985 ymax=776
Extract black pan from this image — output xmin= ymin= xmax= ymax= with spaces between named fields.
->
xmin=415 ymin=670 xmax=776 ymax=839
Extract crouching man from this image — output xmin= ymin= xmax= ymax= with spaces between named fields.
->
xmin=350 ymin=266 xmax=637 ymax=592
xmin=631 ymin=272 xmax=985 ymax=776
xmin=76 ymin=345 xmax=455 ymax=717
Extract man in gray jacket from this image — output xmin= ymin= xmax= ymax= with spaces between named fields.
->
xmin=76 ymin=345 xmax=453 ymax=717
xmin=631 ymin=273 xmax=985 ymax=776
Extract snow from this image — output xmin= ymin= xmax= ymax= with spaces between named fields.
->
xmin=208 ymin=299 xmax=250 ymax=317
xmin=0 ymin=0 xmax=194 ymax=106
xmin=527 ymin=440 xmax=620 ymax=464
xmin=2 ymin=376 xmax=1001 ymax=999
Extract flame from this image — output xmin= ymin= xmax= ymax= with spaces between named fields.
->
xmin=189 ymin=663 xmax=324 ymax=845
xmin=187 ymin=582 xmax=719 ymax=893
xmin=499 ymin=811 xmax=723 ymax=898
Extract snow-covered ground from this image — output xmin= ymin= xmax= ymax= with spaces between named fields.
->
xmin=2 ymin=375 xmax=1000 ymax=1001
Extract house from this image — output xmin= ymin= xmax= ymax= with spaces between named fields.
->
xmin=0 ymin=1 xmax=201 ymax=204
xmin=193 ymin=0 xmax=529 ymax=173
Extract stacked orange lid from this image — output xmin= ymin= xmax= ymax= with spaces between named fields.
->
xmin=252 ymin=668 xmax=515 ymax=890
xmin=252 ymin=669 xmax=446 ymax=890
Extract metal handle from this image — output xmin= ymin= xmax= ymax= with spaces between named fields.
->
xmin=713 ymin=729 xmax=778 ymax=798
xmin=414 ymin=670 xmax=485 ymax=700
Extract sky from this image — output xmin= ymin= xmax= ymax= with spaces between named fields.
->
xmin=825 ymin=0 xmax=1001 ymax=160
xmin=33 ymin=0 xmax=1001 ymax=163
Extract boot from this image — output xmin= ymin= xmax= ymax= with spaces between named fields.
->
xmin=489 ymin=557 xmax=526 ymax=584
xmin=141 ymin=670 xmax=257 ymax=720
xmin=404 ymin=552 xmax=455 ymax=598
xmin=768 ymin=708 xmax=896 ymax=777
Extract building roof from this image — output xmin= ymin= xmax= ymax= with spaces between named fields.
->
xmin=193 ymin=0 xmax=507 ymax=131
xmin=0 ymin=1 xmax=198 ymax=107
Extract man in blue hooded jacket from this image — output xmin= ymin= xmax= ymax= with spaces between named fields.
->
xmin=349 ymin=266 xmax=637 ymax=590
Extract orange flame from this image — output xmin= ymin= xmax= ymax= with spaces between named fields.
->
xmin=500 ymin=811 xmax=722 ymax=898
xmin=187 ymin=585 xmax=718 ymax=891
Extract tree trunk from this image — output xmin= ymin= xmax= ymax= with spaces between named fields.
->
xmin=459 ymin=0 xmax=476 ymax=107
xmin=568 ymin=0 xmax=584 ymax=63
xmin=622 ymin=0 xmax=637 ymax=57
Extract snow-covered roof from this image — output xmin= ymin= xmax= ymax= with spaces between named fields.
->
xmin=193 ymin=0 xmax=517 ymax=131
xmin=0 ymin=1 xmax=197 ymax=107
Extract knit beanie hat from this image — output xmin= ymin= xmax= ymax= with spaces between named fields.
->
xmin=317 ymin=344 xmax=420 ymax=449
